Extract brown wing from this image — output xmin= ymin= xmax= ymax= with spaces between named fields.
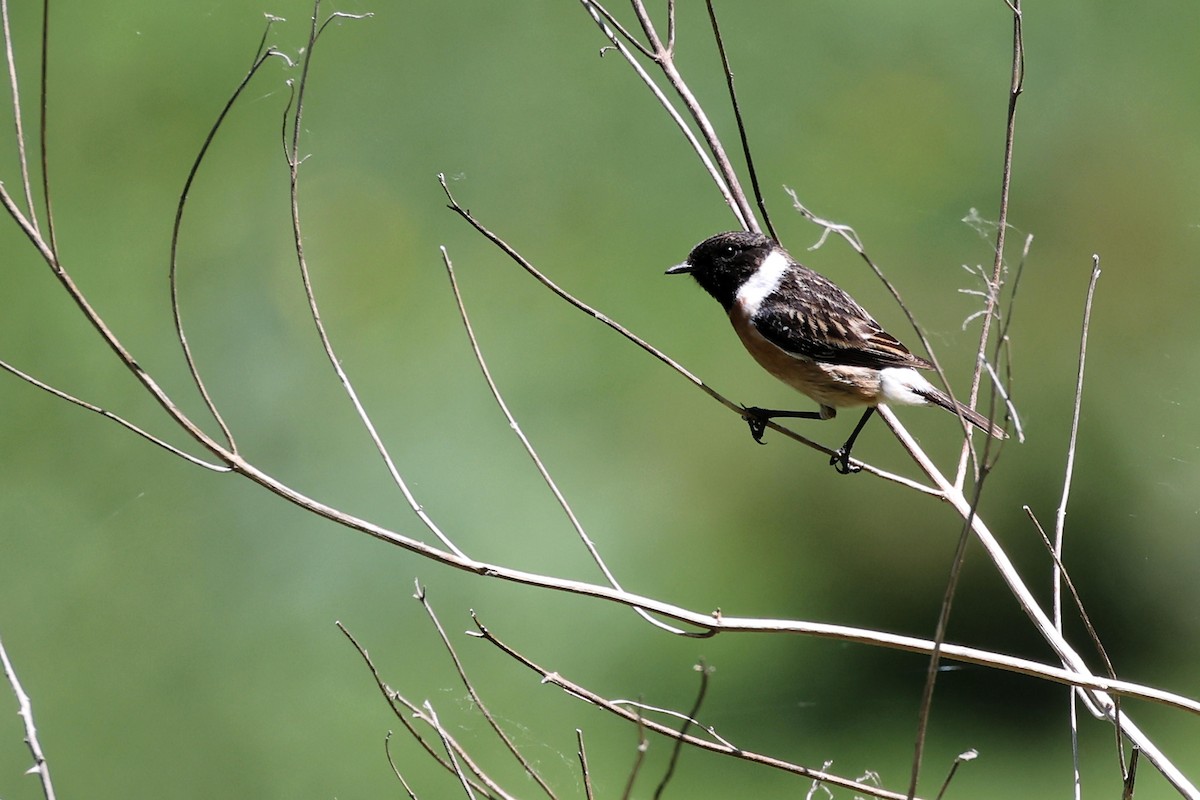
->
xmin=752 ymin=268 xmax=932 ymax=370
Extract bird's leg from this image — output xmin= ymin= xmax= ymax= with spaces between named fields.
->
xmin=740 ymin=405 xmax=825 ymax=444
xmin=830 ymin=407 xmax=876 ymax=474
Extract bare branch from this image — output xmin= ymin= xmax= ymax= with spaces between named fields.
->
xmin=0 ymin=358 xmax=229 ymax=471
xmin=577 ymin=0 xmax=753 ymax=230
xmin=384 ymin=731 xmax=421 ymax=800
xmin=933 ymin=749 xmax=977 ymax=800
xmin=1 ymin=0 xmax=40 ymax=235
xmin=335 ymin=622 xmax=498 ymax=797
xmin=966 ymin=0 xmax=1025 ymax=410
xmin=576 ymin=729 xmax=595 ymax=800
xmin=414 ymin=583 xmax=557 ymax=799
xmin=281 ymin=7 xmax=465 ymax=558
xmin=0 ymin=632 xmax=56 ymax=800
xmin=471 ymin=613 xmax=930 ymax=800
xmin=653 ymin=660 xmax=711 ymax=798
xmin=704 ymin=0 xmax=776 ymax=239
xmin=169 ymin=21 xmax=289 ymax=454
xmin=441 ymin=247 xmax=686 ymax=634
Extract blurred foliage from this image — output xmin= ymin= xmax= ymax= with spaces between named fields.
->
xmin=2 ymin=1 xmax=1199 ymax=798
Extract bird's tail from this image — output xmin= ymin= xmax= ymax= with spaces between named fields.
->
xmin=918 ymin=387 xmax=1007 ymax=440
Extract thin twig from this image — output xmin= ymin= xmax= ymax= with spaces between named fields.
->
xmin=1123 ymin=748 xmax=1140 ymax=800
xmin=424 ymin=701 xmax=479 ymax=800
xmin=581 ymin=0 xmax=654 ymax=59
xmin=907 ymin=475 xmax=989 ymax=798
xmin=442 ymin=247 xmax=686 ymax=634
xmin=787 ymin=189 xmax=987 ymax=478
xmin=36 ymin=0 xmax=56 ymax=257
xmin=385 ymin=731 xmax=421 ymax=800
xmin=578 ymin=0 xmax=753 ymax=230
xmin=1053 ymin=255 xmax=1104 ymax=794
xmin=470 ymin=613 xmax=929 ymax=800
xmin=0 ymin=359 xmax=229 ymax=471
xmin=1025 ymin=504 xmax=1127 ymax=786
xmin=933 ymin=749 xmax=977 ymax=800
xmin=169 ymin=21 xmax=288 ymax=453
xmin=576 ymin=729 xmax=595 ymax=800
xmin=414 ymin=582 xmax=558 ymax=800
xmin=282 ymin=5 xmax=465 ymax=557
xmin=653 ymin=661 xmax=711 ymax=799
xmin=0 ymin=633 xmax=56 ymax=800
xmin=608 ymin=699 xmax=735 ymax=751
xmin=1053 ymin=256 xmax=1101 ymax=628
xmin=335 ymin=622 xmax=499 ymax=798
xmin=966 ymin=0 xmax=1024 ymax=412
xmin=620 ymin=713 xmax=648 ymax=800
xmin=1 ymin=0 xmax=39 ymax=235
xmin=705 ymin=0 xmax=775 ymax=239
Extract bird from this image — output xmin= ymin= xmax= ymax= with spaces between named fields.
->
xmin=666 ymin=230 xmax=1005 ymax=473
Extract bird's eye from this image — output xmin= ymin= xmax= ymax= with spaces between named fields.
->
xmin=723 ymin=245 xmax=737 ymax=256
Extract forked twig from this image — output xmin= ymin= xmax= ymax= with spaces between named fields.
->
xmin=335 ymin=622 xmax=503 ymax=798
xmin=0 ymin=359 xmax=228 ymax=471
xmin=414 ymin=582 xmax=557 ymax=800
xmin=578 ymin=0 xmax=755 ymax=230
xmin=469 ymin=612 xmax=929 ymax=800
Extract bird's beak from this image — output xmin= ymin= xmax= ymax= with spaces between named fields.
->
xmin=665 ymin=261 xmax=693 ymax=275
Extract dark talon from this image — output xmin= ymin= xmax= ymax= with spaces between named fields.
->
xmin=740 ymin=405 xmax=768 ymax=444
xmin=830 ymin=448 xmax=861 ymax=475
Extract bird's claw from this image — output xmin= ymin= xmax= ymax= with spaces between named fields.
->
xmin=829 ymin=447 xmax=862 ymax=475
xmin=740 ymin=405 xmax=768 ymax=445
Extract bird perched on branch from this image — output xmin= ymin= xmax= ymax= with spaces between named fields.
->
xmin=666 ymin=231 xmax=1005 ymax=473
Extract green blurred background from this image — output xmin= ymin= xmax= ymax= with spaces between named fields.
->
xmin=2 ymin=1 xmax=1198 ymax=797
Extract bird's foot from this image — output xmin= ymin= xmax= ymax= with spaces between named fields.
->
xmin=740 ymin=405 xmax=769 ymax=445
xmin=829 ymin=447 xmax=862 ymax=475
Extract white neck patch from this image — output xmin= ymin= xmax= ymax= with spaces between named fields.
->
xmin=734 ymin=248 xmax=790 ymax=315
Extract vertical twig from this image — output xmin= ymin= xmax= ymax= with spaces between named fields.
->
xmin=961 ymin=0 xmax=1024 ymax=475
xmin=704 ymin=0 xmax=775 ymax=239
xmin=37 ymin=0 xmax=57 ymax=256
xmin=652 ymin=661 xmax=711 ymax=798
xmin=620 ymin=713 xmax=649 ymax=800
xmin=0 ymin=633 xmax=56 ymax=800
xmin=1053 ymin=255 xmax=1103 ymax=797
xmin=577 ymin=729 xmax=595 ymax=800
xmin=1 ymin=0 xmax=40 ymax=234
